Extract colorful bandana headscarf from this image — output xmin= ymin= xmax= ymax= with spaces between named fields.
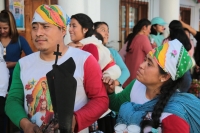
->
xmin=32 ymin=5 xmax=70 ymax=30
xmin=149 ymin=39 xmax=193 ymax=80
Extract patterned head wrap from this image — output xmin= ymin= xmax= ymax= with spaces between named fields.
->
xmin=149 ymin=39 xmax=193 ymax=81
xmin=32 ymin=5 xmax=70 ymax=31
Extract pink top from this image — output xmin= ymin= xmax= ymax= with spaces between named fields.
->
xmin=188 ymin=40 xmax=194 ymax=57
xmin=123 ymin=34 xmax=152 ymax=87
xmin=119 ymin=42 xmax=127 ymax=62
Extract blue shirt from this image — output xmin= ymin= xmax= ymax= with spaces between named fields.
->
xmin=108 ymin=48 xmax=130 ymax=85
xmin=4 ymin=36 xmax=33 ymax=74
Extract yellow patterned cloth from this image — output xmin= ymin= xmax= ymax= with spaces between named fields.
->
xmin=149 ymin=39 xmax=193 ymax=80
xmin=32 ymin=5 xmax=70 ymax=30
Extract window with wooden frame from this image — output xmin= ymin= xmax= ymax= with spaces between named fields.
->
xmin=119 ymin=0 xmax=148 ymax=48
xmin=180 ymin=7 xmax=191 ymax=25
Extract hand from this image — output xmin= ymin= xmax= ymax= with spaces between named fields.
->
xmin=114 ymin=80 xmax=120 ymax=86
xmin=20 ymin=118 xmax=42 ymax=133
xmin=179 ymin=15 xmax=182 ymax=21
xmin=195 ymin=65 xmax=200 ymax=72
xmin=49 ymin=115 xmax=76 ymax=132
xmin=102 ymin=77 xmax=115 ymax=94
xmin=6 ymin=61 xmax=16 ymax=68
xmin=72 ymin=115 xmax=76 ymax=132
xmin=152 ymin=42 xmax=157 ymax=48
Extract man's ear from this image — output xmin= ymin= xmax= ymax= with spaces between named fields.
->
xmin=61 ymin=28 xmax=67 ymax=37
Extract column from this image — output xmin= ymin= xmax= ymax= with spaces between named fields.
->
xmin=159 ymin=0 xmax=180 ymax=37
xmin=0 ymin=0 xmax=5 ymax=11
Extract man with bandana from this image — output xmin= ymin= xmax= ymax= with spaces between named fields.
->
xmin=5 ymin=5 xmax=108 ymax=133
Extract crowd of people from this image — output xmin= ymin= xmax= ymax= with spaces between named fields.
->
xmin=0 ymin=3 xmax=200 ymax=133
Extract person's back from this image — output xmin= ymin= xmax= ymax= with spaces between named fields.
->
xmin=124 ymin=34 xmax=152 ymax=87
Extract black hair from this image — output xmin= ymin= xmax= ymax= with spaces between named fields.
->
xmin=0 ymin=10 xmax=19 ymax=43
xmin=71 ymin=13 xmax=94 ymax=38
xmin=93 ymin=21 xmax=109 ymax=30
xmin=93 ymin=31 xmax=104 ymax=42
xmin=140 ymin=66 xmax=183 ymax=132
xmin=93 ymin=21 xmax=109 ymax=44
xmin=168 ymin=20 xmax=191 ymax=51
xmin=150 ymin=24 xmax=158 ymax=35
xmin=126 ymin=18 xmax=151 ymax=52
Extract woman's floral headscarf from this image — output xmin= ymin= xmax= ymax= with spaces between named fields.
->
xmin=149 ymin=39 xmax=193 ymax=80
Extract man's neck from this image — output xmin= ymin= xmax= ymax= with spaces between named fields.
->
xmin=40 ymin=44 xmax=68 ymax=61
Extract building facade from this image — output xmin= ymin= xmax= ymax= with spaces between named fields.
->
xmin=0 ymin=0 xmax=199 ymax=50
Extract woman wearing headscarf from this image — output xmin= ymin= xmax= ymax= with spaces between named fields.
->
xmin=104 ymin=39 xmax=200 ymax=133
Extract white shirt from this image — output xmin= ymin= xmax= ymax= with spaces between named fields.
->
xmin=0 ymin=43 xmax=9 ymax=97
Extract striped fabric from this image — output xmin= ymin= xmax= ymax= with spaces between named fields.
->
xmin=32 ymin=5 xmax=70 ymax=30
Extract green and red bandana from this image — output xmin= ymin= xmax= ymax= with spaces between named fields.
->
xmin=149 ymin=39 xmax=193 ymax=80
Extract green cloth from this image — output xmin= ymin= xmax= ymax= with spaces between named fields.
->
xmin=5 ymin=63 xmax=28 ymax=128
xmin=109 ymin=80 xmax=136 ymax=112
xmin=149 ymin=33 xmax=165 ymax=47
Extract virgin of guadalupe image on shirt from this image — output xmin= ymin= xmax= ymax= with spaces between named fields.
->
xmin=26 ymin=77 xmax=53 ymax=125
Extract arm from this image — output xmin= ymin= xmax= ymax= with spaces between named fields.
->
xmin=109 ymin=48 xmax=130 ymax=85
xmin=109 ymin=80 xmax=135 ymax=112
xmin=82 ymin=44 xmax=99 ymax=61
xmin=74 ymin=55 xmax=108 ymax=132
xmin=20 ymin=36 xmax=33 ymax=55
xmin=5 ymin=63 xmax=28 ymax=127
xmin=142 ymin=36 xmax=152 ymax=54
xmin=162 ymin=115 xmax=189 ymax=133
xmin=180 ymin=20 xmax=197 ymax=37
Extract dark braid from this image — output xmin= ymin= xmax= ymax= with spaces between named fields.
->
xmin=140 ymin=66 xmax=183 ymax=132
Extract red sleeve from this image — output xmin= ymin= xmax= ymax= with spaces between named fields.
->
xmin=162 ymin=115 xmax=189 ymax=133
xmin=82 ymin=44 xmax=99 ymax=61
xmin=74 ymin=55 xmax=108 ymax=132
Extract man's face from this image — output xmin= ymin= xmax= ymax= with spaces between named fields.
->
xmin=31 ymin=22 xmax=66 ymax=53
xmin=41 ymin=101 xmax=47 ymax=111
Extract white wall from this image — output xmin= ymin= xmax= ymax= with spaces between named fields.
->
xmin=149 ymin=0 xmax=160 ymax=20
xmin=58 ymin=0 xmax=101 ymax=44
xmin=0 ymin=0 xmax=5 ymax=11
xmin=100 ymin=0 xmax=120 ymax=50
xmin=99 ymin=0 xmax=160 ymax=50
